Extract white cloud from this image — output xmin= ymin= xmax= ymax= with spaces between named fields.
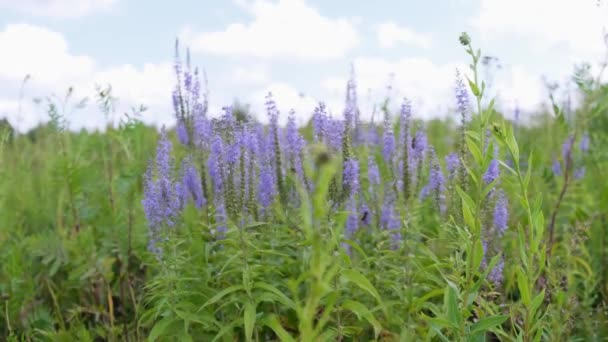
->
xmin=0 ymin=0 xmax=118 ymax=18
xmin=181 ymin=0 xmax=359 ymax=60
xmin=322 ymin=57 xmax=468 ymax=121
xmin=320 ymin=57 xmax=552 ymax=124
xmin=230 ymin=64 xmax=270 ymax=84
xmin=472 ymin=0 xmax=608 ymax=61
xmin=248 ymin=82 xmax=318 ymax=125
xmin=0 ymin=24 xmax=174 ymax=132
xmin=0 ymin=24 xmax=96 ymax=86
xmin=376 ymin=22 xmax=432 ymax=49
xmin=490 ymin=65 xmax=547 ymax=118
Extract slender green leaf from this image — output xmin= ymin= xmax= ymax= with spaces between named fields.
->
xmin=244 ymin=301 xmax=256 ymax=342
xmin=470 ymin=315 xmax=509 ymax=334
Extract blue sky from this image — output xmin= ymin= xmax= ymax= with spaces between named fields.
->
xmin=1 ymin=0 xmax=607 ymax=132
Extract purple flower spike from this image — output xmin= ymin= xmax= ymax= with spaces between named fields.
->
xmin=493 ymin=190 xmax=508 ymax=235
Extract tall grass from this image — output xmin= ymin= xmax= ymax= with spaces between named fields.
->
xmin=0 ymin=33 xmax=607 ymax=341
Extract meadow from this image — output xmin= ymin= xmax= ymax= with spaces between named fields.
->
xmin=1 ymin=33 xmax=608 ymax=341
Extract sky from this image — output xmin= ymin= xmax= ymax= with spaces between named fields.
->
xmin=0 ymin=0 xmax=608 ymax=132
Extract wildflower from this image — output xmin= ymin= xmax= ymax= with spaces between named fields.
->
xmin=178 ymin=157 xmax=205 ymax=209
xmin=488 ymin=257 xmax=504 ymax=286
xmin=368 ymin=156 xmax=381 ymax=187
xmin=258 ymin=165 xmax=276 ymax=212
xmin=382 ymin=114 xmax=395 ymax=162
xmin=312 ymin=102 xmax=328 ymax=142
xmin=562 ymin=135 xmax=575 ymax=163
xmin=399 ymin=98 xmax=412 ymax=148
xmin=575 ymin=167 xmax=585 ymax=180
xmin=493 ymin=190 xmax=508 ymax=235
xmin=445 ymin=153 xmax=460 ymax=177
xmin=176 ymin=118 xmax=189 ymax=146
xmin=412 ymin=130 xmax=428 ymax=166
xmin=380 ymin=194 xmax=401 ymax=247
xmin=142 ymin=128 xmax=181 ymax=255
xmin=483 ymin=146 xmax=500 ymax=185
xmin=552 ymin=157 xmax=561 ymax=176
xmin=455 ymin=70 xmax=469 ymax=117
xmin=420 ymin=148 xmax=446 ymax=213
xmin=343 ymin=158 xmax=360 ymax=236
xmin=483 ymin=159 xmax=499 ymax=184
xmin=326 ymin=117 xmax=344 ymax=151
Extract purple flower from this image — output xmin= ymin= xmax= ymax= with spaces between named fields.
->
xmin=172 ymin=89 xmax=180 ymax=118
xmin=580 ymin=133 xmax=590 ymax=153
xmin=345 ymin=197 xmax=358 ymax=237
xmin=575 ymin=167 xmax=585 ymax=179
xmin=343 ymin=158 xmax=360 ymax=196
xmin=399 ymin=98 xmax=412 ymax=147
xmin=483 ymin=146 xmax=500 ymax=184
xmin=445 ymin=153 xmax=460 ymax=177
xmin=366 ymin=125 xmax=380 ymax=146
xmin=493 ymin=190 xmax=508 ymax=235
xmin=326 ymin=117 xmax=344 ymax=151
xmin=420 ymin=148 xmax=446 ymax=213
xmin=412 ymin=130 xmax=428 ymax=162
xmin=193 ymin=113 xmax=211 ymax=148
xmin=382 ymin=115 xmax=395 ymax=163
xmin=455 ymin=69 xmax=469 ymax=116
xmin=380 ymin=194 xmax=401 ymax=247
xmin=552 ymin=157 xmax=561 ymax=176
xmin=214 ymin=201 xmax=227 ymax=237
xmin=312 ymin=102 xmax=328 ymax=142
xmin=142 ymin=128 xmax=181 ymax=255
xmin=176 ymin=118 xmax=189 ymax=146
xmin=286 ymin=110 xmax=304 ymax=157
xmin=368 ymin=156 xmax=380 ymax=187
xmin=258 ymin=165 xmax=276 ymax=212
xmin=265 ymin=92 xmax=279 ymax=129
xmin=488 ymin=257 xmax=504 ymax=286
xmin=562 ymin=135 xmax=575 ymax=162
xmin=343 ymin=66 xmax=357 ymax=127
xmin=483 ymin=159 xmax=499 ymax=184
xmin=208 ymin=135 xmax=224 ymax=193
xmin=179 ymin=157 xmax=205 ymax=209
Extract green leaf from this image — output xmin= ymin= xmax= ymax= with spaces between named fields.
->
xmin=262 ymin=315 xmax=295 ymax=342
xmin=211 ymin=317 xmax=243 ymax=342
xmin=530 ymin=289 xmax=545 ymax=318
xmin=467 ymin=76 xmax=480 ymax=97
xmin=148 ymin=316 xmax=180 ymax=342
xmin=470 ymin=315 xmax=509 ymax=334
xmin=244 ymin=301 xmax=256 ymax=342
xmin=428 ymin=315 xmax=458 ymax=330
xmin=462 ymin=199 xmax=476 ymax=231
xmin=466 ymin=136 xmax=483 ymax=165
xmin=472 ymin=238 xmax=484 ymax=271
xmin=200 ymin=285 xmax=244 ymax=309
xmin=342 ymin=269 xmax=383 ymax=307
xmin=498 ymin=160 xmax=516 ymax=175
xmin=342 ymin=300 xmax=383 ymax=339
xmin=455 ymin=185 xmax=476 ymax=215
xmin=517 ymin=268 xmax=530 ymax=306
xmin=445 ymin=285 xmax=461 ymax=327
xmin=253 ymin=282 xmax=296 ymax=309
xmin=430 ymin=327 xmax=452 ymax=342
xmin=312 ymin=291 xmax=339 ymax=335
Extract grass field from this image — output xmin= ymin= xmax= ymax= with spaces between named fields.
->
xmin=1 ymin=33 xmax=608 ymax=341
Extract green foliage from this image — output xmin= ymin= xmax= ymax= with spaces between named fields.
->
xmin=1 ymin=33 xmax=608 ymax=341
